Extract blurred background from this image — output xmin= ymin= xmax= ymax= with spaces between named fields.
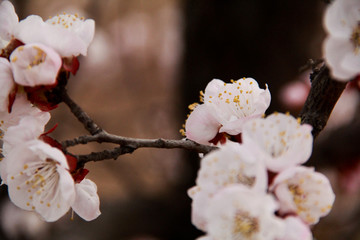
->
xmin=0 ymin=0 xmax=359 ymax=239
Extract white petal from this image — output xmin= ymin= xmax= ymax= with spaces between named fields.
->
xmin=15 ymin=14 xmax=95 ymax=57
xmin=271 ymin=166 xmax=335 ymax=225
xmin=10 ymin=43 xmax=62 ymax=87
xmin=185 ymin=104 xmax=221 ymax=144
xmin=323 ymin=37 xmax=358 ymax=81
xmin=0 ymin=58 xmax=15 ymax=112
xmin=242 ymin=112 xmax=313 ymax=172
xmin=196 ymin=141 xmax=267 ymax=193
xmin=278 ymin=216 xmax=312 ymax=240
xmin=204 ymin=78 xmax=271 ymax=135
xmin=0 ymin=94 xmax=43 ymax=132
xmin=0 ymin=1 xmax=19 ymax=42
xmin=206 ymin=185 xmax=285 ymax=240
xmin=3 ymin=113 xmax=50 ymax=152
xmin=6 ymin=140 xmax=75 ymax=222
xmin=72 ymin=179 xmax=101 ymax=221
xmin=324 ymin=0 xmax=360 ymax=38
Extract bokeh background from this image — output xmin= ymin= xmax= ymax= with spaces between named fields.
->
xmin=0 ymin=0 xmax=359 ymax=239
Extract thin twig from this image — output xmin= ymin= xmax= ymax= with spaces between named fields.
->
xmin=60 ymin=88 xmax=103 ymax=135
xmin=62 ymin=132 xmax=217 ymax=165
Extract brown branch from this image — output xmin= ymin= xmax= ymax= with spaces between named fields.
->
xmin=60 ymin=88 xmax=103 ymax=135
xmin=300 ymin=65 xmax=347 ymax=139
xmin=63 ymin=133 xmax=217 ymax=165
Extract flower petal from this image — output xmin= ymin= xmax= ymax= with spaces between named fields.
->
xmin=10 ymin=43 xmax=62 ymax=87
xmin=242 ymin=112 xmax=313 ymax=172
xmin=185 ymin=104 xmax=221 ymax=144
xmin=0 ymin=1 xmax=19 ymax=43
xmin=0 ymin=58 xmax=15 ymax=112
xmin=72 ymin=179 xmax=101 ymax=221
xmin=271 ymin=166 xmax=335 ymax=225
xmin=323 ymin=37 xmax=357 ymax=81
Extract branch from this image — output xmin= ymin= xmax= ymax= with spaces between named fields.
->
xmin=63 ymin=133 xmax=217 ymax=165
xmin=60 ymin=88 xmax=103 ymax=135
xmin=300 ymin=65 xmax=347 ymax=139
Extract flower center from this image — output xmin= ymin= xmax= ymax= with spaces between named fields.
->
xmin=29 ymin=46 xmax=47 ymax=68
xmin=351 ymin=21 xmax=360 ymax=54
xmin=232 ymin=210 xmax=259 ymax=238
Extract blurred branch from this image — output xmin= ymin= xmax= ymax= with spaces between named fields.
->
xmin=60 ymin=88 xmax=103 ymax=135
xmin=300 ymin=65 xmax=347 ymax=139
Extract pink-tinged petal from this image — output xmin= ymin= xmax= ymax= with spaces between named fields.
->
xmin=3 ymin=112 xmax=50 ymax=154
xmin=72 ymin=179 xmax=101 ymax=221
xmin=206 ymin=185 xmax=285 ymax=240
xmin=189 ymin=187 xmax=211 ymax=231
xmin=196 ymin=141 xmax=267 ymax=193
xmin=0 ymin=1 xmax=19 ymax=43
xmin=185 ymin=104 xmax=221 ymax=144
xmin=271 ymin=166 xmax=335 ymax=225
xmin=242 ymin=112 xmax=313 ymax=172
xmin=10 ymin=43 xmax=61 ymax=87
xmin=15 ymin=14 xmax=95 ymax=57
xmin=0 ymin=58 xmax=15 ymax=112
xmin=188 ymin=141 xmax=268 ymax=231
xmin=324 ymin=0 xmax=360 ymax=38
xmin=204 ymin=78 xmax=271 ymax=135
xmin=323 ymin=37 xmax=358 ymax=81
xmin=0 ymin=94 xmax=43 ymax=132
xmin=277 ymin=216 xmax=312 ymax=240
xmin=6 ymin=140 xmax=75 ymax=222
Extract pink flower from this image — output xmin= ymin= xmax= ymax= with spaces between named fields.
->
xmin=185 ymin=78 xmax=271 ymax=144
xmin=6 ymin=140 xmax=76 ymax=222
xmin=72 ymin=179 xmax=101 ymax=221
xmin=188 ymin=141 xmax=267 ymax=231
xmin=205 ymin=185 xmax=285 ymax=240
xmin=323 ymin=0 xmax=360 ymax=81
xmin=270 ymin=166 xmax=335 ymax=225
xmin=15 ymin=14 xmax=95 ymax=57
xmin=242 ymin=112 xmax=313 ymax=172
xmin=10 ymin=43 xmax=62 ymax=87
xmin=0 ymin=58 xmax=15 ymax=112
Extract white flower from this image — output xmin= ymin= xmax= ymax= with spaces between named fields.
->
xmin=242 ymin=112 xmax=313 ymax=172
xmin=72 ymin=179 xmax=101 ymax=221
xmin=0 ymin=57 xmax=15 ymax=112
xmin=205 ymin=185 xmax=285 ymax=240
xmin=277 ymin=216 xmax=312 ymax=240
xmin=0 ymin=94 xmax=46 ymax=134
xmin=188 ymin=141 xmax=267 ymax=231
xmin=0 ymin=0 xmax=18 ymax=48
xmin=1 ymin=113 xmax=50 ymax=183
xmin=270 ymin=166 xmax=335 ymax=225
xmin=185 ymin=78 xmax=271 ymax=144
xmin=6 ymin=140 xmax=76 ymax=222
xmin=10 ymin=43 xmax=62 ymax=87
xmin=15 ymin=13 xmax=95 ymax=57
xmin=323 ymin=0 xmax=360 ymax=81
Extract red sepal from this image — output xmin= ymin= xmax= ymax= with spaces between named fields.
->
xmin=7 ymin=85 xmax=18 ymax=113
xmin=63 ymin=56 xmax=80 ymax=75
xmin=73 ymin=168 xmax=89 ymax=183
xmin=66 ymin=154 xmax=78 ymax=173
xmin=209 ymin=132 xmax=228 ymax=145
xmin=25 ymin=86 xmax=59 ymax=111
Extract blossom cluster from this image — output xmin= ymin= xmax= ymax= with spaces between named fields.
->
xmin=185 ymin=78 xmax=335 ymax=240
xmin=0 ymin=1 xmax=100 ymax=222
